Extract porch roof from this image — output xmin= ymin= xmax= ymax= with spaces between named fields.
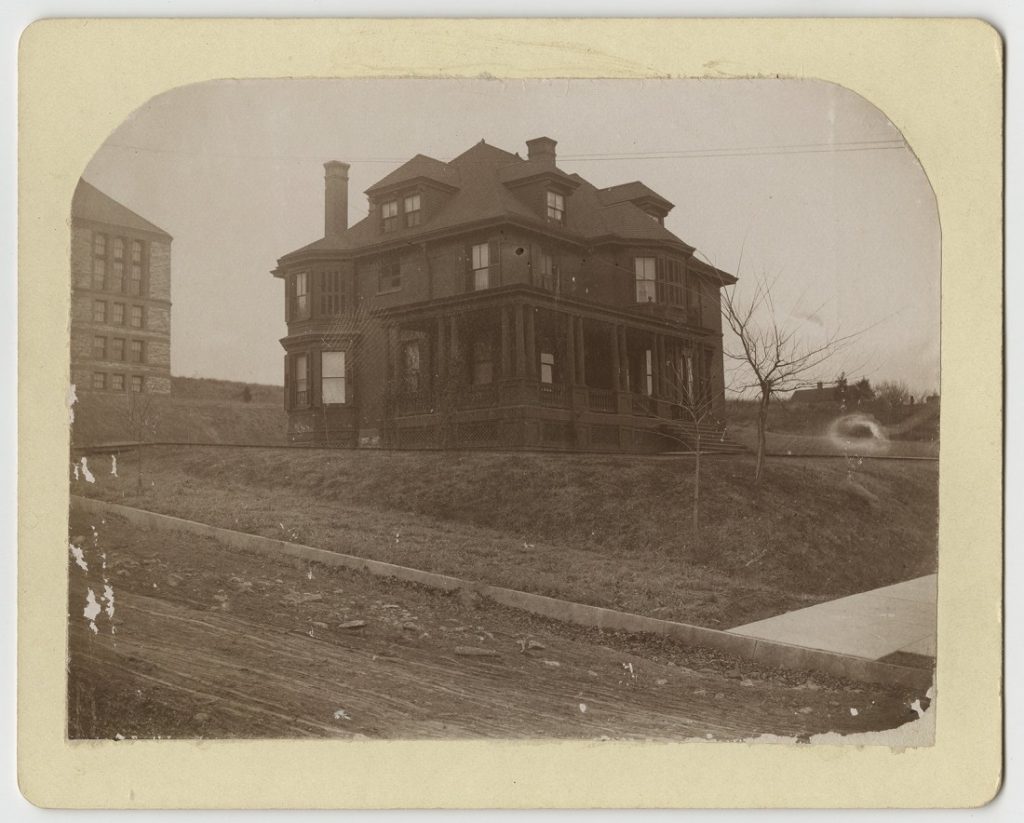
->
xmin=372 ymin=284 xmax=717 ymax=337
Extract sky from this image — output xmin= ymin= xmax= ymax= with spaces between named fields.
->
xmin=82 ymin=78 xmax=940 ymax=396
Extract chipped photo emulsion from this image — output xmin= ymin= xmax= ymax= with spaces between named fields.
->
xmin=66 ymin=78 xmax=938 ymax=744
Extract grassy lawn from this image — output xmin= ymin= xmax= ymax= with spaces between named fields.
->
xmin=71 ymin=446 xmax=938 ymax=628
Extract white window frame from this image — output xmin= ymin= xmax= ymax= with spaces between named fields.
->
xmin=540 ymin=351 xmax=555 ymax=385
xmin=321 ymin=351 xmax=347 ymax=405
xmin=294 ymin=271 xmax=310 ymax=319
xmin=404 ymin=193 xmax=421 ymax=227
xmin=471 ymin=243 xmax=490 ymax=291
xmin=635 ymin=257 xmax=657 ymax=303
xmin=294 ymin=353 xmax=309 ymax=405
xmin=546 ymin=191 xmax=565 ymax=222
xmin=382 ymin=199 xmax=399 ymax=231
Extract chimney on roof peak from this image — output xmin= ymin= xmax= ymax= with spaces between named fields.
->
xmin=324 ymin=161 xmax=350 ymax=238
xmin=526 ymin=136 xmax=557 ymax=166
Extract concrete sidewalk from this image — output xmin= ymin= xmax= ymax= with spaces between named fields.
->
xmin=728 ymin=575 xmax=937 ymax=664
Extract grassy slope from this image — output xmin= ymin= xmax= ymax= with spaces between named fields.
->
xmin=74 ymin=446 xmax=938 ymax=628
xmin=72 ymin=377 xmax=286 ymax=447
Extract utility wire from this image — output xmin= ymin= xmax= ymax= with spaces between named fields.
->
xmin=99 ymin=138 xmax=908 ymax=164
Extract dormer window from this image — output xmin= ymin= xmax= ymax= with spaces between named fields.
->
xmin=382 ymin=199 xmax=399 ymax=232
xmin=546 ymin=191 xmax=565 ymax=223
xmin=404 ymin=193 xmax=422 ymax=227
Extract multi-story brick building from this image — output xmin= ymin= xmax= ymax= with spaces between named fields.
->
xmin=272 ymin=137 xmax=736 ymax=451
xmin=70 ymin=180 xmax=172 ymax=395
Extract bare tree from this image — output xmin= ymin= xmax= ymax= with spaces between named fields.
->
xmin=660 ymin=369 xmax=724 ymax=536
xmin=719 ymin=271 xmax=863 ymax=483
xmin=122 ymin=390 xmax=161 ymax=493
xmin=875 ymin=379 xmax=910 ymax=408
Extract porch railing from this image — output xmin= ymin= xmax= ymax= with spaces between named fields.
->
xmin=457 ymin=383 xmax=499 ymax=409
xmin=588 ymin=388 xmax=617 ymax=414
xmin=538 ymin=382 xmax=569 ymax=407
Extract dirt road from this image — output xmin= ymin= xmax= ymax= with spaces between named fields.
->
xmin=67 ymin=510 xmax=926 ymax=740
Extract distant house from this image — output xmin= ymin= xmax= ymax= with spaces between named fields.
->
xmin=271 ymin=137 xmax=737 ymax=451
xmin=70 ymin=180 xmax=172 ymax=394
xmin=790 ymin=379 xmax=873 ymax=406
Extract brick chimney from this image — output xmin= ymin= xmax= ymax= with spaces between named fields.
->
xmin=526 ymin=136 xmax=557 ymax=166
xmin=324 ymin=161 xmax=350 ymax=238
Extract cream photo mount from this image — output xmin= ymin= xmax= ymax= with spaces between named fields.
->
xmin=17 ymin=18 xmax=1002 ymax=809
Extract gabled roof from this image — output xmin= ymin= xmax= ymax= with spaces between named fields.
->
xmin=599 ymin=181 xmax=674 ymax=211
xmin=498 ymin=158 xmax=581 ymax=187
xmin=72 ymin=179 xmax=172 ymax=239
xmin=364 ymin=153 xmax=460 ymax=195
xmin=280 ymin=138 xmax=713 ymax=263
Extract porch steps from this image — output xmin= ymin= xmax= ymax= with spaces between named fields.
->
xmin=657 ymin=421 xmax=750 ymax=455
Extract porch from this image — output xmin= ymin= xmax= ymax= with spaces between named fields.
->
xmin=377 ymin=286 xmax=727 ymax=451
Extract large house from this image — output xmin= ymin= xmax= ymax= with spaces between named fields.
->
xmin=272 ymin=137 xmax=736 ymax=451
xmin=70 ymin=180 xmax=172 ymax=395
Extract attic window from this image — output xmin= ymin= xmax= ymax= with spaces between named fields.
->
xmin=382 ymin=199 xmax=399 ymax=232
xmin=404 ymin=194 xmax=421 ymax=227
xmin=546 ymin=191 xmax=565 ymax=223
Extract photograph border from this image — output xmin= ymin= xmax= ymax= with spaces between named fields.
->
xmin=17 ymin=17 xmax=1002 ymax=808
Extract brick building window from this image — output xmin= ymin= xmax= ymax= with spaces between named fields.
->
xmin=294 ymin=353 xmax=309 ymax=405
xmin=635 ymin=257 xmax=656 ymax=303
xmin=644 ymin=349 xmax=654 ymax=396
xmin=130 ymin=305 xmax=144 ymax=329
xmin=92 ymin=233 xmax=108 ymax=290
xmin=111 ymin=238 xmax=125 ymax=293
xmin=378 ymin=258 xmax=401 ymax=293
xmin=111 ymin=374 xmax=125 ymax=392
xmin=546 ymin=191 xmax=565 ymax=223
xmin=404 ymin=194 xmax=421 ymax=228
xmin=92 ymin=372 xmax=106 ymax=390
xmin=129 ymin=240 xmax=145 ymax=296
xmin=131 ymin=375 xmax=144 ymax=393
xmin=111 ymin=338 xmax=125 ymax=361
xmin=382 ymin=199 xmax=399 ymax=232
xmin=319 ymin=270 xmax=344 ymax=316
xmin=112 ymin=302 xmax=125 ymax=325
xmin=92 ymin=301 xmax=107 ymax=323
xmin=92 ymin=336 xmax=106 ymax=360
xmin=321 ymin=351 xmax=346 ymax=404
xmin=129 ymin=340 xmax=145 ymax=363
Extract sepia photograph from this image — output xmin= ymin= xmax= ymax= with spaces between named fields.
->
xmin=64 ymin=77 xmax=941 ymax=743
xmin=12 ymin=11 xmax=1008 ymax=810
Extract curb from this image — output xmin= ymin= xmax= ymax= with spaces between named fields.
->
xmin=70 ymin=495 xmax=934 ymax=691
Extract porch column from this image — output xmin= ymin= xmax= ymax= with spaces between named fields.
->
xmin=525 ymin=307 xmax=536 ymax=379
xmin=656 ymin=335 xmax=667 ymax=398
xmin=449 ymin=314 xmax=460 ymax=378
xmin=652 ymin=334 xmax=662 ymax=397
xmin=575 ymin=317 xmax=586 ymax=385
xmin=514 ymin=303 xmax=526 ymax=378
xmin=500 ymin=306 xmax=512 ymax=379
xmin=565 ymin=314 xmax=577 ymax=386
xmin=609 ymin=322 xmax=621 ymax=392
xmin=387 ymin=324 xmax=400 ymax=386
xmin=618 ymin=326 xmax=630 ymax=392
xmin=435 ymin=316 xmax=447 ymax=384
